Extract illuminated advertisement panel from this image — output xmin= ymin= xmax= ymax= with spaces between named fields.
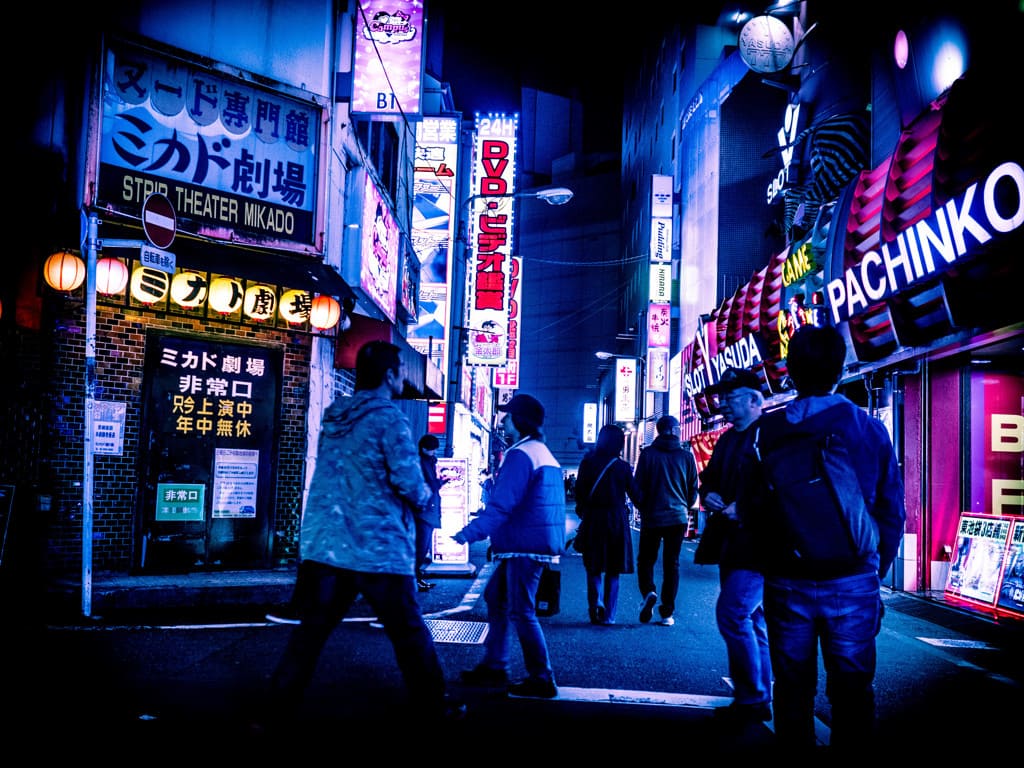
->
xmin=467 ymin=114 xmax=518 ymax=367
xmin=945 ymin=514 xmax=1012 ymax=607
xmin=351 ymin=0 xmax=425 ymax=119
xmin=98 ymin=40 xmax=322 ymax=249
xmin=652 ymin=174 xmax=672 ymax=218
xmin=777 ymin=238 xmax=827 ymax=360
xmin=410 ymin=116 xmax=459 ymax=370
xmin=997 ymin=519 xmax=1024 ymax=616
xmin=431 ymin=458 xmax=470 ymax=567
xmin=614 ymin=357 xmax=638 ymax=423
xmin=583 ymin=402 xmax=597 ymax=444
xmin=360 ymin=174 xmax=399 ymax=322
xmin=647 ymin=347 xmax=669 ymax=393
xmin=494 ymin=255 xmax=522 ymax=388
xmin=969 ymin=370 xmax=1024 ymax=517
xmin=648 ymin=303 xmax=671 ymax=348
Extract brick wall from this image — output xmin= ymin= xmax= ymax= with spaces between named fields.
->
xmin=39 ymin=302 xmax=314 ymax=576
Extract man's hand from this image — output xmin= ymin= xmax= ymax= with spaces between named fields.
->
xmin=704 ymin=492 xmax=725 ymax=513
xmin=452 ymin=532 xmax=467 ymax=545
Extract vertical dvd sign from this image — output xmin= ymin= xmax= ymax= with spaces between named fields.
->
xmin=467 ymin=113 xmax=518 ymax=368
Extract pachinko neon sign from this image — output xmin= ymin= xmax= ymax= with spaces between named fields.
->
xmin=828 ymin=161 xmax=1023 ymax=324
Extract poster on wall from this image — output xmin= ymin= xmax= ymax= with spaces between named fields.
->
xmin=430 ymin=458 xmax=471 ymax=570
xmin=944 ymin=513 xmax=1013 ymax=606
xmin=996 ymin=519 xmax=1024 ymax=615
xmin=212 ymin=448 xmax=260 ymax=519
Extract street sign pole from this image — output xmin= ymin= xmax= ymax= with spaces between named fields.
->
xmin=82 ymin=211 xmax=99 ymax=618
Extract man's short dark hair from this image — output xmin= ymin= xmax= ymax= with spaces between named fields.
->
xmin=786 ymin=325 xmax=847 ymax=396
xmin=419 ymin=434 xmax=439 ymax=451
xmin=355 ymin=340 xmax=401 ymax=391
xmin=656 ymin=415 xmax=679 ymax=435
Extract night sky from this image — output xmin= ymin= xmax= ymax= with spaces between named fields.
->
xmin=426 ymin=1 xmax=643 ymax=152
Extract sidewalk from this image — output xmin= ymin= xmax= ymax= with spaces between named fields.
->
xmin=42 ymin=526 xmax=1022 ymax=650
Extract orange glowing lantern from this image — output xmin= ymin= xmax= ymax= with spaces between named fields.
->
xmin=43 ymin=250 xmax=86 ymax=291
xmin=310 ymin=295 xmax=341 ymax=330
xmin=208 ymin=277 xmax=244 ymax=314
xmin=95 ymin=257 xmax=129 ymax=295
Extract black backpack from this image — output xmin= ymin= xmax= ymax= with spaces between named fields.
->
xmin=754 ymin=409 xmax=879 ymax=566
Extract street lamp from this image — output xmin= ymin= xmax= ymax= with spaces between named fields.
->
xmin=461 ymin=186 xmax=574 ymax=214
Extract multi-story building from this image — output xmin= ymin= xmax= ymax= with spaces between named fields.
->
xmin=618 ymin=1 xmax=1022 ymax=621
xmin=5 ymin=2 xmax=442 ymax=600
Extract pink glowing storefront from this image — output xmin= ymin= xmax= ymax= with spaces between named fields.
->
xmin=681 ymin=68 xmax=1022 ymax=623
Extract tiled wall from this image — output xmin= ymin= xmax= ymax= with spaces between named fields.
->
xmin=39 ymin=303 xmax=314 ymax=575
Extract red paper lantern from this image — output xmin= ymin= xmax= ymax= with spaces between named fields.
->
xmin=310 ymin=295 xmax=341 ymax=330
xmin=96 ymin=257 xmax=129 ymax=295
xmin=43 ymin=250 xmax=86 ymax=291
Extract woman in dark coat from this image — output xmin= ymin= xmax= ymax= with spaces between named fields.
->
xmin=574 ymin=424 xmax=642 ymax=625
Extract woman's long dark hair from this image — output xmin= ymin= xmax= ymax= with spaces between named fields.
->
xmin=594 ymin=424 xmax=625 ymax=461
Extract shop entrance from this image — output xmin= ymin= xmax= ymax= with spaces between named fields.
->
xmin=134 ymin=331 xmax=281 ymax=572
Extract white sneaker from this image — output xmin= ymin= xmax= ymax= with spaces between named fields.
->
xmin=657 ymin=616 xmax=675 ymax=626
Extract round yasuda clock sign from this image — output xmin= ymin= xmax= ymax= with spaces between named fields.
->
xmin=738 ymin=15 xmax=795 ymax=73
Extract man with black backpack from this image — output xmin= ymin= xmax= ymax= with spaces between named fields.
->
xmin=742 ymin=325 xmax=906 ymax=755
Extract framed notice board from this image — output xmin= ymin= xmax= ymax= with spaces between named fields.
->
xmin=0 ymin=485 xmax=14 ymax=567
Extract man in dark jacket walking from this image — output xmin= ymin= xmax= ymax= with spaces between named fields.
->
xmin=699 ymin=367 xmax=772 ymax=724
xmin=743 ymin=326 xmax=906 ymax=755
xmin=632 ymin=414 xmax=699 ymax=626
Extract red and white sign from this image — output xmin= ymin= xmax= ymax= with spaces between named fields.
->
xmin=142 ymin=193 xmax=176 ymax=249
xmin=428 ymin=402 xmax=447 ymax=434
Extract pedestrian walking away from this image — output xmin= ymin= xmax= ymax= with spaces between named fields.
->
xmin=574 ymin=424 xmax=641 ymax=625
xmin=699 ymin=366 xmax=773 ymax=725
xmin=740 ymin=325 xmax=906 ymax=755
xmin=453 ymin=393 xmax=566 ymax=699
xmin=633 ymin=414 xmax=699 ymax=626
xmin=415 ymin=433 xmax=448 ymax=592
xmin=260 ymin=340 xmax=464 ymax=730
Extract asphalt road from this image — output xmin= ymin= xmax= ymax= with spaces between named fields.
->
xmin=22 ymin=531 xmax=1023 ymax=760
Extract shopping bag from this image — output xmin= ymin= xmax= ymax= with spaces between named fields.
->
xmin=535 ymin=564 xmax=561 ymax=616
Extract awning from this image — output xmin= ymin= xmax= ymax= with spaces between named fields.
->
xmin=97 ymin=219 xmax=354 ymax=299
xmin=334 ymin=313 xmax=444 ymax=400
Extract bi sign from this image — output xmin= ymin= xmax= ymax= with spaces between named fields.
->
xmin=142 ymin=193 xmax=176 ymax=249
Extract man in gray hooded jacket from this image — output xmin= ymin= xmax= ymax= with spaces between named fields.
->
xmin=633 ymin=414 xmax=699 ymax=625
xmin=265 ymin=340 xmax=462 ymax=727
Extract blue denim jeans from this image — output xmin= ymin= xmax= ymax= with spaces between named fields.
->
xmin=586 ymin=569 xmax=621 ymax=623
xmin=716 ymin=566 xmax=772 ymax=706
xmin=637 ymin=523 xmax=685 ymax=618
xmin=763 ymin=571 xmax=882 ymax=751
xmin=480 ymin=557 xmax=555 ymax=683
xmin=269 ymin=560 xmax=446 ymax=717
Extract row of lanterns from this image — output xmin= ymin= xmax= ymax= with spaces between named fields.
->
xmin=43 ymin=250 xmax=343 ymax=330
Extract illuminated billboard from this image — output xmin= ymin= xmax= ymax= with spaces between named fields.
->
xmin=409 ymin=116 xmax=460 ymax=370
xmin=466 ymin=113 xmax=518 ymax=367
xmin=351 ymin=0 xmax=425 ymax=119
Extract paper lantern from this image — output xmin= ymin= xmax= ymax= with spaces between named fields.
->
xmin=44 ymin=250 xmax=86 ymax=291
xmin=95 ymin=258 xmax=129 ymax=295
xmin=170 ymin=271 xmax=209 ymax=308
xmin=129 ymin=266 xmax=170 ymax=304
xmin=279 ymin=289 xmax=312 ymax=324
xmin=310 ymin=295 xmax=341 ymax=330
xmin=209 ymin=277 xmax=244 ymax=314
xmin=243 ymin=284 xmax=277 ymax=321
